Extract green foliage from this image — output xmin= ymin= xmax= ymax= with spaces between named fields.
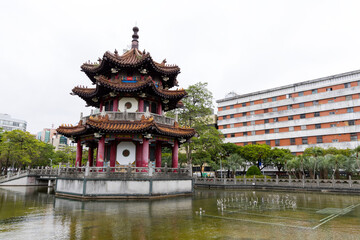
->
xmin=239 ymin=144 xmax=271 ymax=169
xmin=246 ymin=166 xmax=262 ymax=176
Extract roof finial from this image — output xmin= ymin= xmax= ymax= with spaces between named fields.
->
xmin=131 ymin=26 xmax=139 ymax=49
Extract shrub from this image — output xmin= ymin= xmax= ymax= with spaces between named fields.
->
xmin=246 ymin=166 xmax=262 ymax=176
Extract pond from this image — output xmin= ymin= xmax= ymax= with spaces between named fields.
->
xmin=0 ymin=187 xmax=359 ymax=239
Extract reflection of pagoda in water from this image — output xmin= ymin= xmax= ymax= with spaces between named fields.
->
xmin=57 ymin=27 xmax=195 ymax=168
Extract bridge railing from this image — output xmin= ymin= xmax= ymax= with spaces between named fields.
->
xmin=194 ymin=175 xmax=360 ymax=190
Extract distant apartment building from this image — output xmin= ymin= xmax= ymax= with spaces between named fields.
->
xmin=37 ymin=128 xmax=71 ymax=151
xmin=0 ymin=113 xmax=27 ymax=132
xmin=216 ymin=70 xmax=360 ymax=155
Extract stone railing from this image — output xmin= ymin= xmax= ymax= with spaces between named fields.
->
xmin=194 ymin=175 xmax=360 ymax=190
xmin=82 ymin=111 xmax=175 ymax=125
xmin=0 ymin=170 xmax=28 ymax=183
xmin=24 ymin=163 xmax=192 ymax=180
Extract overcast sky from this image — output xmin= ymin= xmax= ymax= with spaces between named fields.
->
xmin=1 ymin=0 xmax=360 ymax=134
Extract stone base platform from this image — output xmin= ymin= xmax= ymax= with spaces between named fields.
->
xmin=55 ymin=177 xmax=193 ymax=199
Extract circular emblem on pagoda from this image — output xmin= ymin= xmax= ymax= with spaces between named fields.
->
xmin=125 ymin=102 xmax=132 ymax=109
xmin=122 ymin=149 xmax=130 ymax=157
xmin=118 ymin=97 xmax=138 ymax=112
xmin=116 ymin=142 xmax=136 ymax=165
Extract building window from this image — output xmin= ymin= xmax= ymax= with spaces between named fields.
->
xmin=272 ymin=97 xmax=277 ymax=101
xmin=326 ymin=87 xmax=333 ymax=92
xmin=230 ymin=114 xmax=234 ymax=118
xmin=314 ymin=112 xmax=320 ymax=117
xmin=275 ymin=139 xmax=280 ymax=146
xmin=243 ymin=132 xmax=248 ymax=136
xmin=315 ymin=124 xmax=321 ymax=129
xmin=351 ymin=133 xmax=357 ymax=141
xmin=317 ymin=136 xmax=323 ymax=143
xmin=230 ymin=105 xmax=234 ymax=109
xmin=231 ymin=133 xmax=235 ymax=138
xmin=298 ymin=92 xmax=304 ymax=97
xmin=288 ymin=116 xmax=293 ymax=120
xmin=251 ymin=121 xmax=255 ymax=125
xmin=348 ymin=120 xmax=355 ymax=126
xmin=273 ymin=107 xmax=277 ymax=112
xmin=230 ymin=124 xmax=234 ymax=128
xmin=290 ymin=138 xmax=296 ymax=145
xmin=312 ymin=89 xmax=318 ymax=94
xmin=223 ymin=125 xmax=227 ymax=129
xmin=252 ymin=130 xmax=256 ymax=135
xmin=346 ymin=95 xmax=352 ymax=100
xmin=332 ymin=139 xmax=339 ymax=143
xmin=242 ymin=103 xmax=246 ymax=107
xmin=286 ymin=94 xmax=292 ymax=99
xmin=274 ymin=128 xmax=279 ymax=133
xmin=347 ymin=108 xmax=354 ymax=113
xmin=265 ymin=129 xmax=270 ymax=134
xmin=244 ymin=142 xmax=248 ymax=146
xmin=266 ymin=140 xmax=271 ymax=146
xmin=264 ymin=119 xmax=269 ymax=123
xmin=250 ymin=111 xmax=255 ymax=115
xmin=274 ymin=117 xmax=278 ymax=122
xmin=263 ymin=99 xmax=267 ymax=103
xmin=243 ymin=112 xmax=247 ymax=116
xmin=250 ymin=101 xmax=254 ymax=106
xmin=301 ymin=125 xmax=306 ymax=130
xmin=252 ymin=141 xmax=257 ymax=145
xmin=243 ymin=122 xmax=247 ymax=126
xmin=328 ymin=99 xmax=334 ymax=103
xmin=300 ymin=114 xmax=306 ymax=119
xmin=288 ymin=105 xmax=292 ymax=110
xmin=264 ymin=109 xmax=269 ymax=113
xmin=330 ymin=124 xmax=337 ymax=128
xmin=302 ymin=137 xmax=308 ymax=144
xmin=329 ymin=111 xmax=335 ymax=115
xmin=313 ymin=100 xmax=319 ymax=105
xmin=289 ymin=126 xmax=294 ymax=131
xmin=299 ymin=103 xmax=305 ymax=108
xmin=344 ymin=83 xmax=351 ymax=88
xmin=222 ymin=106 xmax=226 ymax=110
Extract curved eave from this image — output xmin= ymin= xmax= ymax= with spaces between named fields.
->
xmin=56 ymin=125 xmax=87 ymax=137
xmin=80 ymin=49 xmax=180 ymax=86
xmin=86 ymin=117 xmax=195 ymax=139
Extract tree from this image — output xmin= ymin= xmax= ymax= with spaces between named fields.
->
xmin=167 ymin=82 xmax=214 ymax=164
xmin=225 ymin=153 xmax=246 ymax=177
xmin=268 ymin=148 xmax=292 ymax=173
xmin=192 ymin=125 xmax=224 ymax=177
xmin=239 ymin=144 xmax=271 ymax=170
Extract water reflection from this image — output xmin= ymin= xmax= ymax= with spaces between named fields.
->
xmin=0 ymin=187 xmax=360 ymax=240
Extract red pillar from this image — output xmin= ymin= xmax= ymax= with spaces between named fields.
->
xmin=99 ymin=101 xmax=103 ymax=111
xmin=88 ymin=146 xmax=94 ymax=167
xmin=113 ymin=98 xmax=118 ymax=111
xmin=76 ymin=139 xmax=82 ymax=167
xmin=138 ymin=99 xmax=144 ymax=112
xmin=110 ymin=141 xmax=117 ymax=168
xmin=136 ymin=142 xmax=142 ymax=167
xmin=142 ymin=138 xmax=149 ymax=167
xmin=155 ymin=141 xmax=162 ymax=168
xmin=157 ymin=102 xmax=162 ymax=115
xmin=172 ymin=139 xmax=179 ymax=169
xmin=97 ymin=137 xmax=105 ymax=167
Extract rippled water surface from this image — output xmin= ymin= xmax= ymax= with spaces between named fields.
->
xmin=0 ymin=187 xmax=360 ymax=240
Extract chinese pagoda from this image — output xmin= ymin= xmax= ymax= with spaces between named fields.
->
xmin=57 ymin=27 xmax=195 ymax=170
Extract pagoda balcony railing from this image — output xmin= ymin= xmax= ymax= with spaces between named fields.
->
xmin=23 ymin=164 xmax=192 ymax=180
xmin=82 ymin=111 xmax=175 ymax=126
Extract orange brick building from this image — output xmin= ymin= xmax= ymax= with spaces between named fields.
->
xmin=216 ymin=70 xmax=360 ymax=155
